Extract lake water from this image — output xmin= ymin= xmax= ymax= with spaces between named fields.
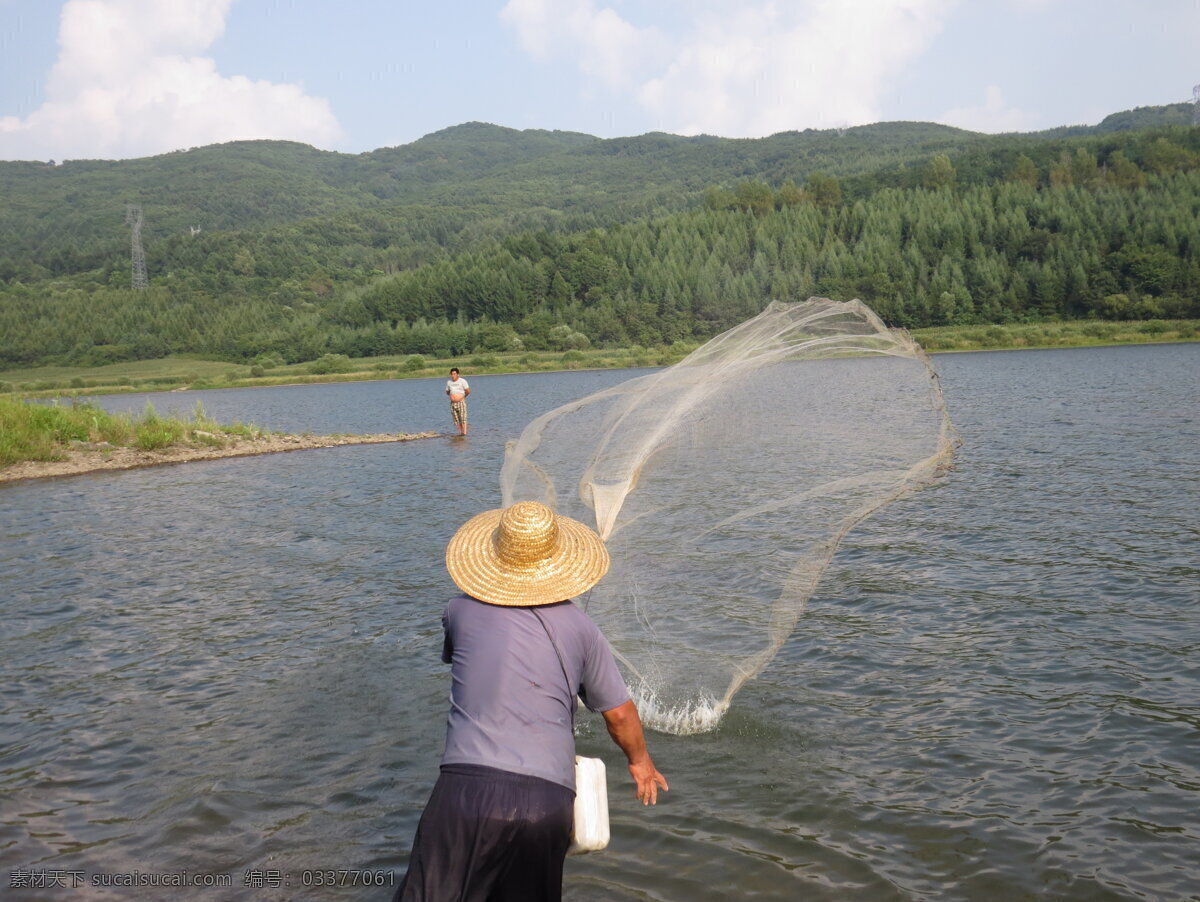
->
xmin=2 ymin=344 xmax=1197 ymax=901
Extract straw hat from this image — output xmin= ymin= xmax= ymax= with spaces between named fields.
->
xmin=445 ymin=501 xmax=610 ymax=607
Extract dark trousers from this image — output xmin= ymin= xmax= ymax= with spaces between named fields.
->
xmin=394 ymin=764 xmax=574 ymax=902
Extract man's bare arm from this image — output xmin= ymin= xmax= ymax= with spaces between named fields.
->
xmin=601 ymin=699 xmax=668 ymax=805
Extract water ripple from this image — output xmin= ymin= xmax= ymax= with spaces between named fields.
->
xmin=2 ymin=349 xmax=1198 ymax=899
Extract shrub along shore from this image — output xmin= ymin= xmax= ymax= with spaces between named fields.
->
xmin=0 ymin=397 xmax=438 ymax=480
xmin=0 ymin=318 xmax=1195 ymax=401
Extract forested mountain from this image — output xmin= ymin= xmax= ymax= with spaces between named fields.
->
xmin=0 ymin=119 xmax=987 ymax=282
xmin=1 ymin=104 xmax=1197 ymax=368
xmin=1094 ymin=102 xmax=1195 ymax=132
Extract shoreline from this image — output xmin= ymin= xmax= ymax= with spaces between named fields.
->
xmin=923 ymin=337 xmax=1200 ymax=355
xmin=3 ymin=333 xmax=1196 ymax=403
xmin=0 ymin=431 xmax=443 ymax=485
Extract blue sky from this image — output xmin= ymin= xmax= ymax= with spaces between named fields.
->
xmin=1 ymin=0 xmax=1196 ymax=161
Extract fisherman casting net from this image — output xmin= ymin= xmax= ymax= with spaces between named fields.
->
xmin=501 ymin=298 xmax=957 ymax=734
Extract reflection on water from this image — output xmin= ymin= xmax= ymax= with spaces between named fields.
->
xmin=2 ymin=347 xmax=1198 ymax=900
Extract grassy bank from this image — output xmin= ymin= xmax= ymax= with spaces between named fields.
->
xmin=1 ymin=319 xmax=1196 ymax=399
xmin=913 ymin=318 xmax=1199 ymax=352
xmin=0 ymin=398 xmax=264 ymax=467
xmin=0 ymin=346 xmax=681 ymax=398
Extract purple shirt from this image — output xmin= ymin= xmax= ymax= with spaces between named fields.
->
xmin=439 ymin=594 xmax=630 ymax=790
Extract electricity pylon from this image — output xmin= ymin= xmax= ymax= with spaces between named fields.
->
xmin=125 ymin=203 xmax=148 ymax=290
xmin=1193 ymin=84 xmax=1200 ymax=126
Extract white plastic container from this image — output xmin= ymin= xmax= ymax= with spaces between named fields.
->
xmin=569 ymin=755 xmax=610 ymax=854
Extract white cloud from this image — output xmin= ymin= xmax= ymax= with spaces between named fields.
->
xmin=499 ymin=0 xmax=661 ymax=91
xmin=501 ymin=0 xmax=956 ymax=137
xmin=0 ymin=0 xmax=342 ymax=161
xmin=1004 ymin=0 xmax=1064 ymax=10
xmin=939 ymin=85 xmax=1036 ymax=133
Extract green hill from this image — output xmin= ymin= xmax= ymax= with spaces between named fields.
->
xmin=0 ymin=103 xmax=1197 ymax=369
xmin=0 ymin=118 xmax=988 ymax=279
xmin=1092 ymin=102 xmax=1194 ymax=133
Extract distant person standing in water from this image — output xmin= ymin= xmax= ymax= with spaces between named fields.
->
xmin=445 ymin=368 xmax=469 ymax=435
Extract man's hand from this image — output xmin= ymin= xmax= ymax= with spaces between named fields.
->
xmin=602 ymin=699 xmax=668 ymax=806
xmin=629 ymin=757 xmax=669 ymax=806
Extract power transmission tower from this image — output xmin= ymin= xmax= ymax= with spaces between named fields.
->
xmin=125 ymin=203 xmax=148 ymax=290
xmin=1194 ymin=84 xmax=1200 ymax=126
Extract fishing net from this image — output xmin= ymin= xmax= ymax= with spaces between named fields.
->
xmin=501 ymin=298 xmax=957 ymax=734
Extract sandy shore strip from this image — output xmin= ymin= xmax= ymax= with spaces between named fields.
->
xmin=0 ymin=431 xmax=443 ymax=484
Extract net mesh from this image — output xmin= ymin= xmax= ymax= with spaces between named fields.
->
xmin=501 ymin=298 xmax=958 ymax=733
